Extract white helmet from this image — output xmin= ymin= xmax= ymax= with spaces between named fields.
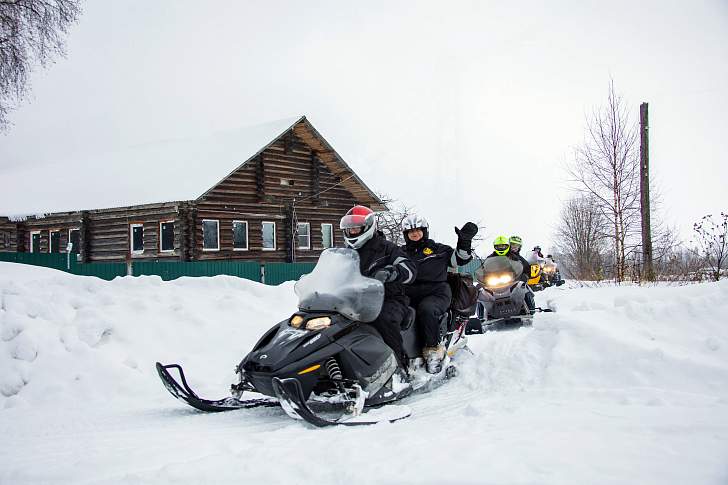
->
xmin=340 ymin=205 xmax=377 ymax=249
xmin=402 ymin=214 xmax=429 ymax=240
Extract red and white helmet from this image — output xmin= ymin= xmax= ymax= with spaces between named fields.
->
xmin=340 ymin=205 xmax=377 ymax=249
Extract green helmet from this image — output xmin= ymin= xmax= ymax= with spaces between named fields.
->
xmin=509 ymin=235 xmax=523 ymax=254
xmin=493 ymin=235 xmax=510 ymax=256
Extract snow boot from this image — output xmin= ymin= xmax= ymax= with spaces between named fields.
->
xmin=422 ymin=345 xmax=445 ymax=374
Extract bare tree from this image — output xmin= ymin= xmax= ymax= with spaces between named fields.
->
xmin=568 ymin=80 xmax=641 ymax=282
xmin=374 ymin=193 xmax=414 ymax=245
xmin=554 ymin=195 xmax=609 ymax=280
xmin=0 ymin=0 xmax=81 ymax=130
xmin=691 ymin=212 xmax=728 ymax=281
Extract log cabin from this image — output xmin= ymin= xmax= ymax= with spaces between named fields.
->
xmin=0 ymin=116 xmax=384 ymax=263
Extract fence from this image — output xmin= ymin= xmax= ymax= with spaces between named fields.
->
xmin=458 ymin=257 xmax=483 ymax=277
xmin=1 ymin=251 xmax=490 ymax=285
xmin=0 ymin=252 xmax=127 ymax=281
xmin=264 ymin=262 xmax=317 ymax=286
xmin=133 ymin=260 xmax=261 ymax=282
xmin=0 ymin=252 xmax=315 ymax=285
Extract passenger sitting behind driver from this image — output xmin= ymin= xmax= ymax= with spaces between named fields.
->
xmin=400 ymin=214 xmax=477 ymax=374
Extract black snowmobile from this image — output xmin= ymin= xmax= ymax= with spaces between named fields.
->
xmin=465 ymin=255 xmax=551 ymax=333
xmin=157 ymin=248 xmax=472 ymax=427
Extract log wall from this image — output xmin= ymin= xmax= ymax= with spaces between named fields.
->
xmin=0 ymin=218 xmax=18 ymax=252
xmin=2 ymin=118 xmax=382 ymax=264
xmin=194 ymin=134 xmax=358 ymax=262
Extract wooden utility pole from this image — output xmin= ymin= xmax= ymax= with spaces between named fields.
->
xmin=640 ymin=102 xmax=654 ymax=281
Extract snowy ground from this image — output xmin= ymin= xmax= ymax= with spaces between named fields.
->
xmin=1 ymin=262 xmax=727 ymax=485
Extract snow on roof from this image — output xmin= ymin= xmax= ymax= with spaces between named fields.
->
xmin=0 ymin=116 xmax=303 ymax=217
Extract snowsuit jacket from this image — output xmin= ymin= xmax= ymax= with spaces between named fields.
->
xmin=357 ymin=232 xmax=417 ymax=302
xmin=487 ymin=251 xmax=531 ymax=282
xmin=402 ymin=238 xmax=472 ymax=284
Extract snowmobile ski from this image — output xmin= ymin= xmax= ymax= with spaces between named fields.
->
xmin=156 ymin=362 xmax=278 ymax=413
xmin=272 ymin=377 xmax=411 ymax=427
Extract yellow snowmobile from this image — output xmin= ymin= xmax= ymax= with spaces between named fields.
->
xmin=527 ymin=263 xmax=544 ymax=291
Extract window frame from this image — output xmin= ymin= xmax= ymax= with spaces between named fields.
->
xmin=30 ymin=230 xmax=41 ymax=253
xmin=130 ymin=223 xmax=144 ymax=254
xmin=321 ymin=223 xmax=334 ymax=249
xmin=49 ymin=229 xmax=61 ymax=253
xmin=68 ymin=228 xmax=80 ymax=255
xmin=202 ymin=219 xmax=220 ymax=252
xmin=232 ymin=220 xmax=249 ymax=251
xmin=261 ymin=221 xmax=276 ymax=251
xmin=296 ymin=222 xmax=311 ymax=250
xmin=159 ymin=220 xmax=175 ymax=253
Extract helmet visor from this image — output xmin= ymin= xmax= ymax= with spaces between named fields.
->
xmin=340 ymin=214 xmax=369 ymax=229
xmin=494 ymin=244 xmax=509 ymax=253
xmin=343 ymin=227 xmax=363 ymax=238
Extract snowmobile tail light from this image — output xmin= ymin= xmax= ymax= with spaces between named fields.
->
xmin=290 ymin=315 xmax=305 ymax=328
xmin=297 ymin=364 xmax=322 ymax=375
xmin=305 ymin=316 xmax=332 ymax=331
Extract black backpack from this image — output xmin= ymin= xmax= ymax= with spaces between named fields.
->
xmin=447 ymin=271 xmax=478 ymax=315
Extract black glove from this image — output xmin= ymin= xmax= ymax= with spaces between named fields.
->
xmin=455 ymin=222 xmax=478 ymax=250
xmin=373 ymin=265 xmax=398 ymax=283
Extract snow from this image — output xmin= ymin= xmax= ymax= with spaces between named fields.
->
xmin=0 ymin=116 xmax=302 ymax=216
xmin=1 ymin=261 xmax=727 ymax=484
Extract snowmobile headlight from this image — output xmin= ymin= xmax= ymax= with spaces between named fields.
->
xmin=305 ymin=316 xmax=332 ymax=331
xmin=486 ymin=273 xmax=513 ymax=287
xmin=544 ymin=266 xmax=555 ymax=273
xmin=290 ymin=315 xmax=305 ymax=328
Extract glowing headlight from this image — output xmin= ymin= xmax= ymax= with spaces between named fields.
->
xmin=543 ymin=266 xmax=555 ymax=273
xmin=486 ymin=273 xmax=513 ymax=287
xmin=290 ymin=315 xmax=305 ymax=328
xmin=305 ymin=316 xmax=332 ymax=331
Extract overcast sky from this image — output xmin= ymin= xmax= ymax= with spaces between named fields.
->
xmin=1 ymin=0 xmax=726 ymax=255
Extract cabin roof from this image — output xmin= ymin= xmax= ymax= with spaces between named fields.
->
xmin=0 ymin=116 xmax=384 ymax=218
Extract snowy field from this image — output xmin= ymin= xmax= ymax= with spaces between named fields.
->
xmin=1 ymin=262 xmax=727 ymax=485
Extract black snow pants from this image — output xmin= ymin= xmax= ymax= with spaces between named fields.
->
xmin=406 ymin=282 xmax=452 ymax=347
xmin=369 ymin=298 xmax=408 ymax=368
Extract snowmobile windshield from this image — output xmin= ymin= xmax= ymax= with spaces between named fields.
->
xmin=294 ymin=248 xmax=385 ymax=323
xmin=475 ymin=255 xmax=520 ymax=287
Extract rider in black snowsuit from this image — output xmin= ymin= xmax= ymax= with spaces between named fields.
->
xmin=340 ymin=206 xmax=417 ymax=369
xmin=400 ymin=215 xmax=478 ymax=373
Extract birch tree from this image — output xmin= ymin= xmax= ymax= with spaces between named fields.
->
xmin=568 ymin=81 xmax=641 ymax=282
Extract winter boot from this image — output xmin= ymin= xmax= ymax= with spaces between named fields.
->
xmin=422 ymin=345 xmax=445 ymax=374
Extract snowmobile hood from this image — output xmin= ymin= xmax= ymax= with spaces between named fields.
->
xmin=243 ymin=315 xmax=352 ymax=372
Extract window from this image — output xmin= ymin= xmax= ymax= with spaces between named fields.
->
xmin=297 ymin=222 xmax=310 ymax=249
xmin=262 ymin=221 xmax=276 ymax=251
xmin=30 ymin=231 xmax=41 ymax=253
xmin=233 ymin=221 xmax=248 ymax=250
xmin=49 ymin=230 xmax=61 ymax=253
xmin=69 ymin=229 xmax=80 ymax=255
xmin=160 ymin=221 xmax=174 ymax=252
xmin=202 ymin=220 xmax=220 ymax=251
xmin=321 ymin=223 xmax=333 ymax=249
xmin=130 ymin=224 xmax=144 ymax=254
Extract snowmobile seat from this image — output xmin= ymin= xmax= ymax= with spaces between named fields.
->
xmin=400 ymin=306 xmax=416 ymax=331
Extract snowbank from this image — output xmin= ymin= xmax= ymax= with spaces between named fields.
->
xmin=1 ymin=262 xmax=727 ymax=484
xmin=0 ymin=262 xmax=298 ymax=409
